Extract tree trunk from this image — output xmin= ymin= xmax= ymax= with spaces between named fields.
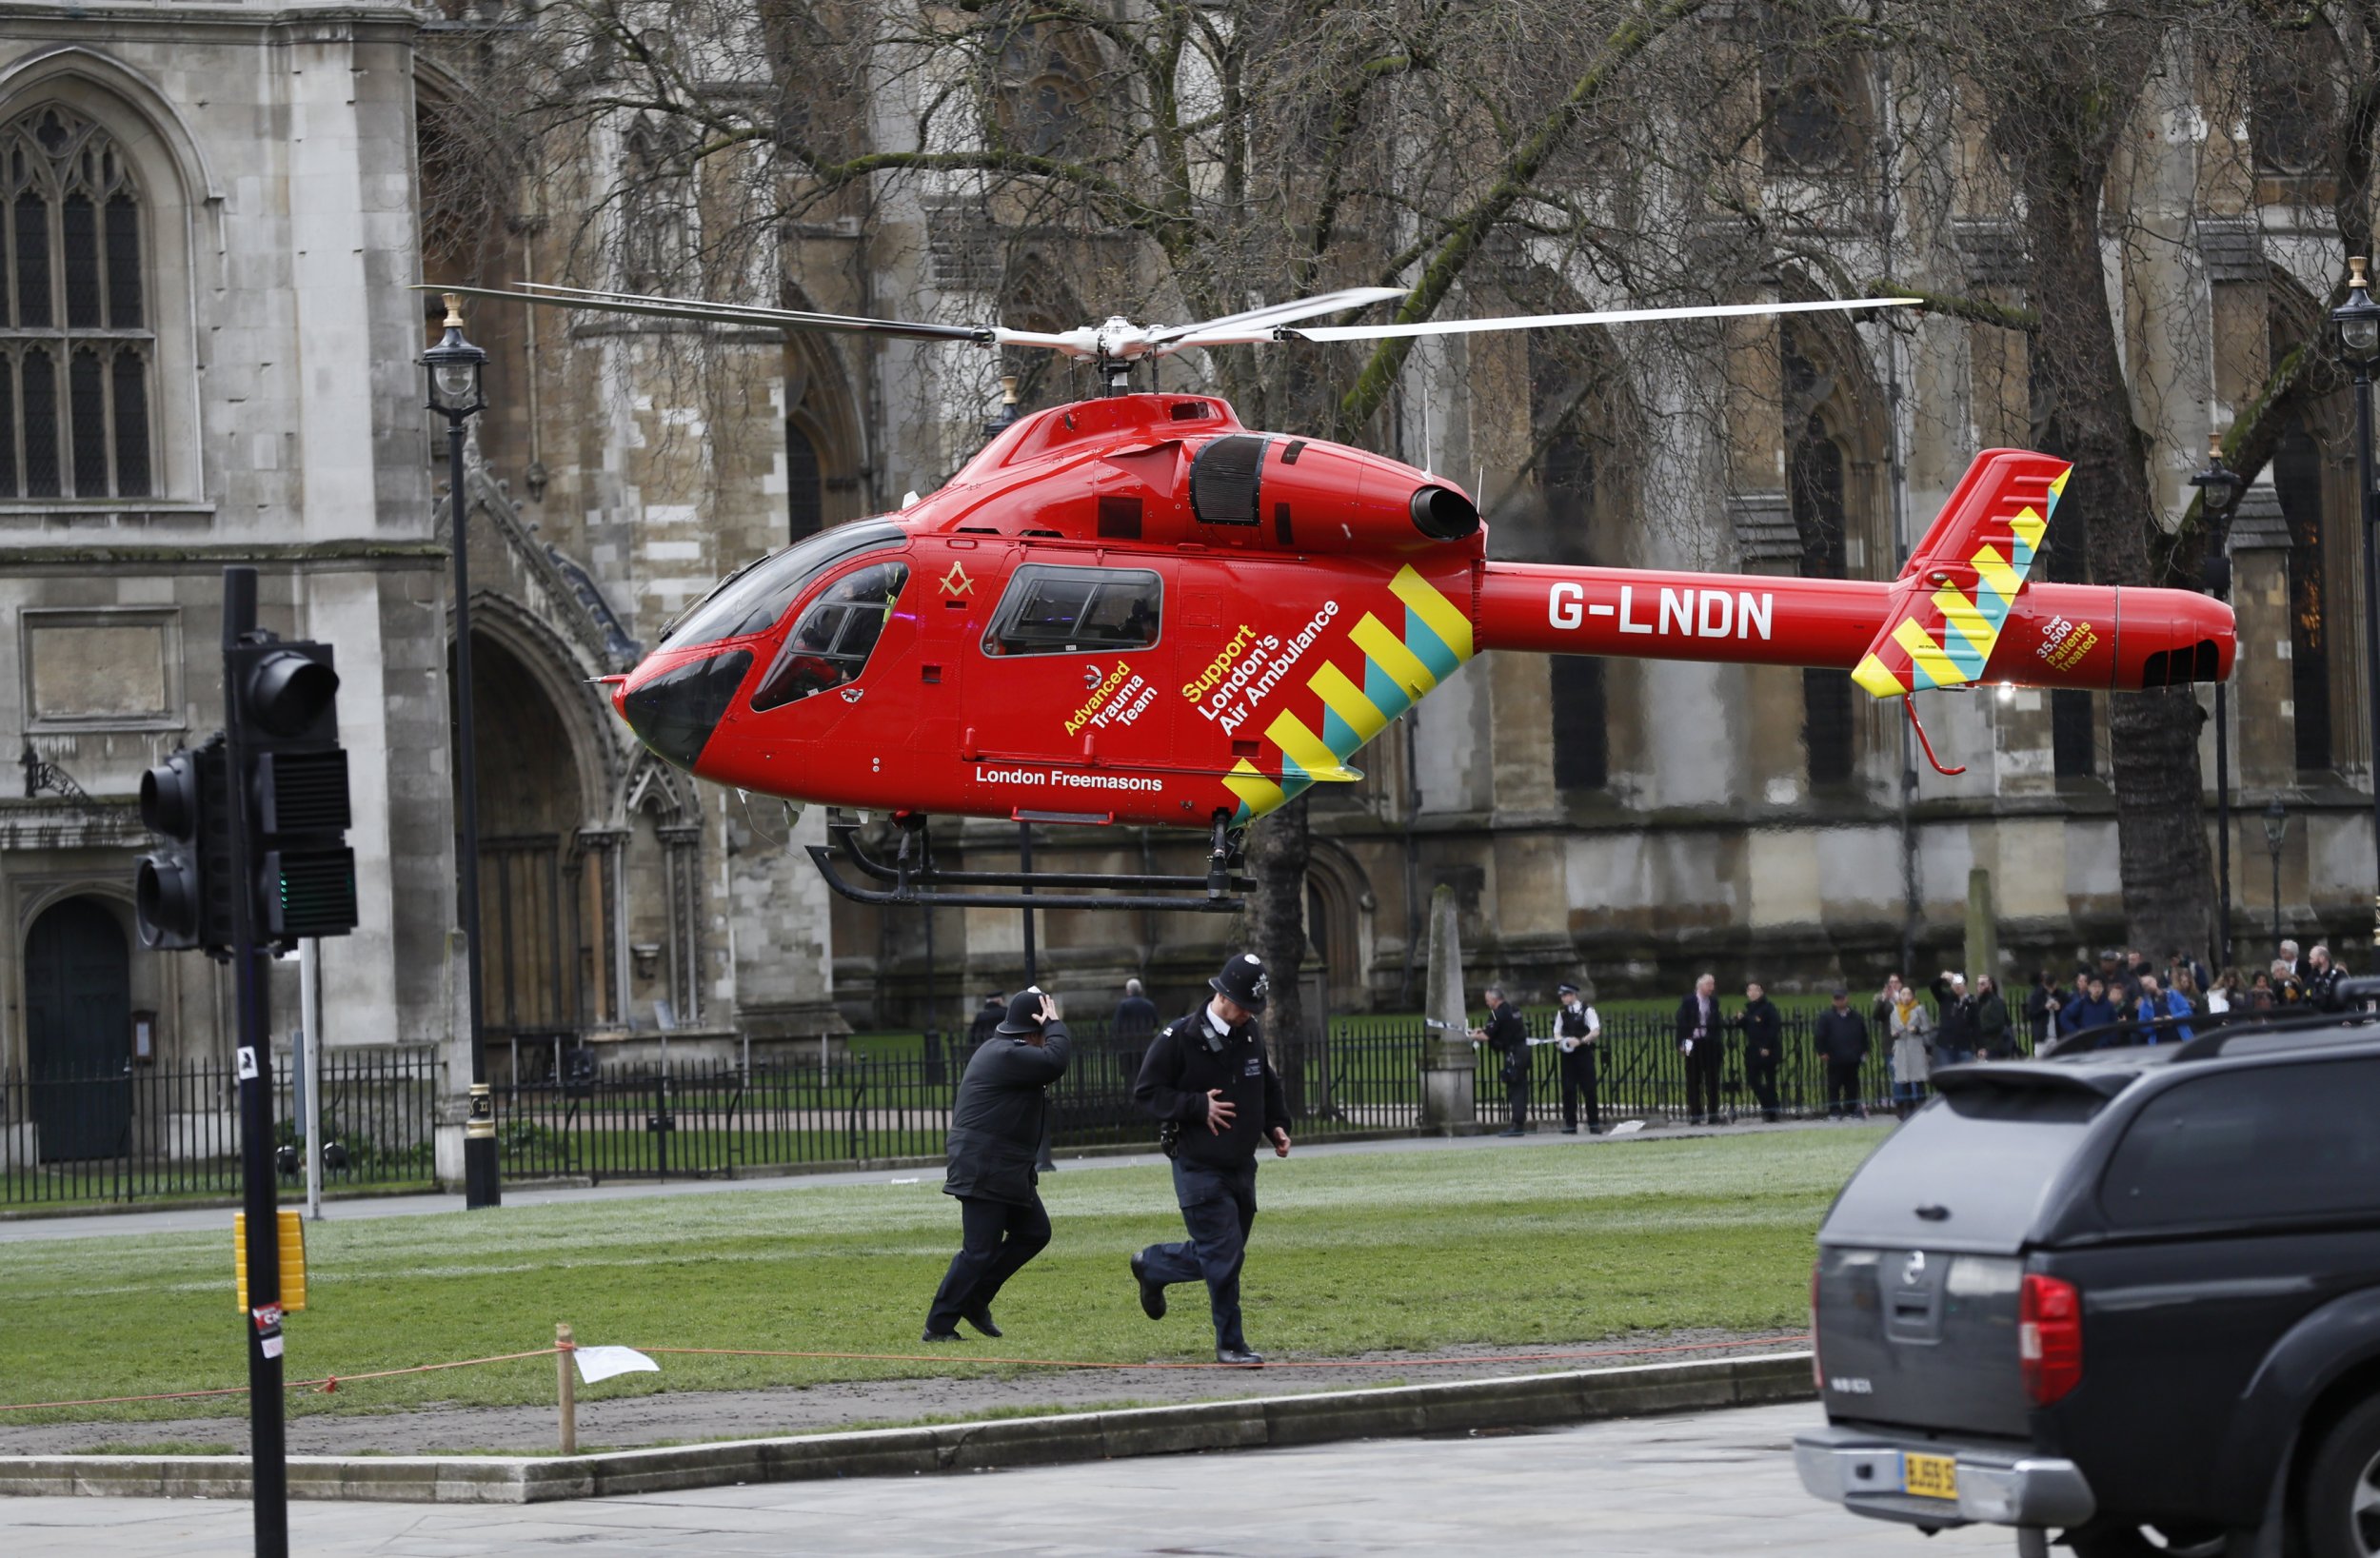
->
xmin=1240 ymin=796 xmax=1311 ymax=1065
xmin=2008 ymin=62 xmax=2213 ymax=957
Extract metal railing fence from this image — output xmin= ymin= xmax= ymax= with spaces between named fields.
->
xmin=3 ymin=1008 xmax=1975 ymax=1202
xmin=0 ymin=1049 xmax=439 ymax=1206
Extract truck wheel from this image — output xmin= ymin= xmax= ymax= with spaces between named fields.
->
xmin=2303 ymin=1393 xmax=2380 ymax=1558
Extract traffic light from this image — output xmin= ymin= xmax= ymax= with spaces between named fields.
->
xmin=135 ymin=735 xmax=234 ymax=952
xmin=228 ymin=640 xmax=357 ymax=945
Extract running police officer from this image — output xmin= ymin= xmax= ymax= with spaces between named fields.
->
xmin=1128 ymin=952 xmax=1290 ymax=1367
xmin=923 ymin=989 xmax=1070 ymax=1342
xmin=1554 ymin=982 xmax=1601 ymax=1134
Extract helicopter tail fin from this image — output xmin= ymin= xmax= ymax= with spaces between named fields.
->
xmin=1850 ymin=449 xmax=2072 ymax=698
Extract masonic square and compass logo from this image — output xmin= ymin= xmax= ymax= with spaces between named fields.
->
xmin=938 ymin=562 xmax=975 ymax=597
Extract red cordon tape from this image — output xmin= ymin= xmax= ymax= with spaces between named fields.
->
xmin=0 ymin=1348 xmax=565 ymax=1413
xmin=0 ymin=1333 xmax=1810 ymax=1414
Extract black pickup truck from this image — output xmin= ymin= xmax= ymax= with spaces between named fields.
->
xmin=1794 ymin=1001 xmax=2380 ymax=1557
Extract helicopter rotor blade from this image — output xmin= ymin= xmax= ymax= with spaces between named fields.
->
xmin=419 ymin=282 xmax=1000 ymax=345
xmin=1150 ymin=286 xmax=1410 ymax=347
xmin=1275 ymin=295 xmax=1923 ymax=344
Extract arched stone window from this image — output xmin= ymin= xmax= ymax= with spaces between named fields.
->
xmin=618 ymin=119 xmax=695 ymax=294
xmin=1530 ymin=333 xmax=1611 ymax=793
xmin=785 ymin=420 xmax=823 ymax=540
xmin=0 ymin=105 xmax=150 ymax=500
xmin=1758 ymin=9 xmax=1866 ymax=176
xmin=993 ymin=23 xmax=1095 ymax=157
xmin=1778 ymin=313 xmax=1885 ymax=790
xmin=2249 ymin=16 xmax=2342 ymax=181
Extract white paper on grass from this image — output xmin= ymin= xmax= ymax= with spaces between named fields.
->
xmin=574 ymin=1346 xmax=661 ymax=1384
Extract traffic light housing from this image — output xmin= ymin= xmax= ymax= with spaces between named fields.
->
xmin=135 ymin=735 xmax=234 ymax=952
xmin=228 ymin=641 xmax=357 ymax=945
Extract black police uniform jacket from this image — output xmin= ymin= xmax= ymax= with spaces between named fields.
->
xmin=942 ymin=1023 xmax=1072 ymax=1206
xmin=1133 ymin=1007 xmax=1290 ymax=1168
xmin=1481 ymin=1003 xmax=1530 ymax=1080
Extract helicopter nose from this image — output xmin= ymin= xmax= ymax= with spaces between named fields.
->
xmin=616 ymin=650 xmax=753 ymax=769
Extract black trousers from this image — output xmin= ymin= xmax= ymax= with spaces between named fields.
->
xmin=1504 ymin=1062 xmax=1531 ymax=1130
xmin=1825 ymin=1058 xmax=1865 ymax=1117
xmin=1744 ymin=1048 xmax=1780 ymax=1121
xmin=1684 ymin=1042 xmax=1723 ymax=1122
xmin=1559 ymin=1047 xmax=1600 ymax=1132
xmin=1137 ymin=1158 xmax=1259 ymax=1351
xmin=926 ymin=1193 xmax=1051 ymax=1334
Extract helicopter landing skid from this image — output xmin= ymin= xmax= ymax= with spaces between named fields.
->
xmin=805 ymin=813 xmax=1250 ymax=912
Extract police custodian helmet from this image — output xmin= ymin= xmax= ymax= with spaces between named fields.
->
xmin=1210 ymin=953 xmax=1269 ymax=1013
xmin=995 ymin=989 xmax=1047 ymax=1035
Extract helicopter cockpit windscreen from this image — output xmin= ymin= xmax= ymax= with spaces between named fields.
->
xmin=750 ymin=560 xmax=913 ymax=710
xmin=661 ymin=520 xmax=904 ymax=648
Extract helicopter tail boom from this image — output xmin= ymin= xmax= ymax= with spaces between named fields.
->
xmin=1475 ymin=563 xmax=2233 ymax=693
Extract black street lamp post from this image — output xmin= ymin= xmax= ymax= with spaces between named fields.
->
xmin=424 ymin=295 xmax=499 ymax=1211
xmin=2330 ymin=256 xmax=2380 ymax=952
xmin=2264 ymin=798 xmax=2291 ymax=957
xmin=2191 ymin=433 xmax=2245 ymax=970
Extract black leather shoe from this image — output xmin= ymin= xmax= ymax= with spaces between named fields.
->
xmin=1130 ymin=1253 xmax=1166 ymax=1320
xmin=1216 ymin=1348 xmax=1265 ymax=1367
xmin=963 ymin=1308 xmax=1002 ymax=1338
xmin=920 ymin=1329 xmax=964 ymax=1343
xmin=1497 ymin=1129 xmax=1524 ymax=1137
xmin=1558 ymin=1126 xmax=1577 ymax=1134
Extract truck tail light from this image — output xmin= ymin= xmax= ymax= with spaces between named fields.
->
xmin=2019 ymin=1272 xmax=2082 ymax=1406
xmin=1810 ymin=1260 xmax=1824 ymax=1391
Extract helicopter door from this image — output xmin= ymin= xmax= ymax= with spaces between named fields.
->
xmin=975 ymin=558 xmax=1175 ymax=792
xmin=743 ymin=554 xmax=918 ymax=745
xmin=903 ymin=538 xmax=977 ymax=764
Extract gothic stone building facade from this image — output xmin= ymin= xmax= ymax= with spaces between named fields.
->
xmin=0 ymin=3 xmax=2367 ymax=1134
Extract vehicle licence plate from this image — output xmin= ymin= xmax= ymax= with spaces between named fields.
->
xmin=1902 ymin=1451 xmax=1958 ymax=1500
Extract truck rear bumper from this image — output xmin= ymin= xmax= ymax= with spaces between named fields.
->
xmin=1793 ymin=1424 xmax=2096 ymax=1528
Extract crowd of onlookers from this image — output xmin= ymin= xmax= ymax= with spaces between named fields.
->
xmin=1652 ymin=940 xmax=2351 ymax=1128
xmin=1858 ymin=938 xmax=2348 ymax=1117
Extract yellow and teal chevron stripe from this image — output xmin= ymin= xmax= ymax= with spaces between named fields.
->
xmin=1852 ymin=464 xmax=2066 ymax=698
xmin=1224 ymin=565 xmax=1474 ymax=821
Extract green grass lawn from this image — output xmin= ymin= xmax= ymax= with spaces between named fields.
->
xmin=0 ymin=1127 xmax=1885 ymax=1427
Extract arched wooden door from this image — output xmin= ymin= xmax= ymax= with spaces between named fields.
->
xmin=25 ymin=896 xmax=131 ymax=1161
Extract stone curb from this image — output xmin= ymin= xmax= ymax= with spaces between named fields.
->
xmin=0 ymin=1351 xmax=1815 ymax=1505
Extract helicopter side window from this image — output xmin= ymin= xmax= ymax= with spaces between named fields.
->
xmin=662 ymin=520 xmax=904 ymax=648
xmin=982 ymin=564 xmax=1162 ymax=656
xmin=750 ymin=561 xmax=912 ymax=711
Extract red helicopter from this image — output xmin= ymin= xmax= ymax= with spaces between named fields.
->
xmin=433 ymin=283 xmax=2236 ymax=912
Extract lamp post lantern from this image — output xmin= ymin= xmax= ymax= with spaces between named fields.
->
xmin=2329 ymin=256 xmax=2380 ymax=949
xmin=424 ymin=295 xmax=499 ymax=1211
xmin=2263 ymin=797 xmax=2291 ymax=958
xmin=2191 ymin=432 xmax=2245 ymax=970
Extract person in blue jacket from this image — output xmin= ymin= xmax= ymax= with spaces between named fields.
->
xmin=2132 ymin=973 xmax=2194 ymax=1044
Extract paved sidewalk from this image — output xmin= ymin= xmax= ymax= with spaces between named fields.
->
xmin=0 ymin=1114 xmax=1877 ymax=1244
xmin=0 ymin=1399 xmax=1987 ymax=1556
